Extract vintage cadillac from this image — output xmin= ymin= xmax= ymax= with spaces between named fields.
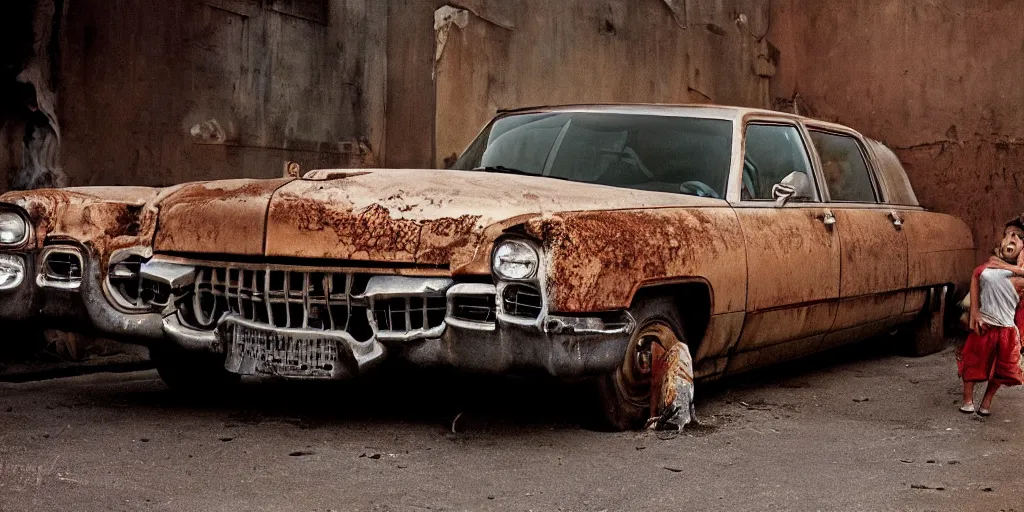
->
xmin=0 ymin=105 xmax=973 ymax=429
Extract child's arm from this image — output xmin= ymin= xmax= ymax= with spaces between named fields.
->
xmin=1013 ymin=276 xmax=1024 ymax=300
xmin=984 ymin=256 xmax=1024 ymax=275
xmin=970 ymin=265 xmax=987 ymax=335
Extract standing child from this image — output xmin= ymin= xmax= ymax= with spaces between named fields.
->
xmin=959 ymin=216 xmax=1024 ymax=415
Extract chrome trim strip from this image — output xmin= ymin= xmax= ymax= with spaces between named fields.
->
xmin=375 ymin=323 xmax=447 ymax=342
xmin=140 ymin=260 xmax=196 ymax=289
xmin=542 ymin=312 xmax=636 ymax=336
xmin=163 ymin=313 xmax=219 ymax=352
xmin=356 ymin=276 xmax=454 ymax=299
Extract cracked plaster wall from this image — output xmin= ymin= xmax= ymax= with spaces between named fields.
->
xmin=56 ymin=0 xmax=385 ymax=187
xmin=770 ymin=0 xmax=1024 ymax=262
xmin=431 ymin=0 xmax=776 ymax=167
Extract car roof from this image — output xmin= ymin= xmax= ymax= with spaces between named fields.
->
xmin=497 ymin=103 xmax=817 ymax=124
xmin=492 ymin=103 xmax=919 ymax=206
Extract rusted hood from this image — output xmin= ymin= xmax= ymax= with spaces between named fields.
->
xmin=153 ymin=169 xmax=723 ymax=265
xmin=0 ymin=186 xmax=165 ymax=254
xmin=153 ymin=178 xmax=295 ymax=256
xmin=264 ymin=169 xmax=722 ymax=266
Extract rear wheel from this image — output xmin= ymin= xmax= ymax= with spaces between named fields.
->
xmin=903 ymin=286 xmax=949 ymax=356
xmin=595 ymin=297 xmax=691 ymax=431
xmin=149 ymin=344 xmax=240 ymax=394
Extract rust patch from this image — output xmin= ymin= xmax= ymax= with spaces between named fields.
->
xmin=524 ymin=208 xmax=746 ymax=314
xmin=107 ymin=204 xmax=143 ymax=238
xmin=153 ymin=179 xmax=294 ymax=256
xmin=833 ymin=209 xmax=907 ymax=297
xmin=0 ymin=187 xmax=162 ymax=272
xmin=737 ymin=207 xmax=841 ymax=311
xmin=267 ymin=192 xmax=482 ymax=265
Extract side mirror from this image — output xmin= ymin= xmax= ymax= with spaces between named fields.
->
xmin=772 ymin=171 xmax=812 ymax=207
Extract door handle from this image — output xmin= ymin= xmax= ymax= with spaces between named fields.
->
xmin=821 ymin=209 xmax=837 ymax=228
xmin=889 ymin=211 xmax=903 ymax=230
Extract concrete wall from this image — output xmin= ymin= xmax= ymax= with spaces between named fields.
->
xmin=7 ymin=0 xmax=1017 ymax=259
xmin=432 ymin=0 xmax=775 ymax=167
xmin=0 ymin=0 xmax=775 ymax=185
xmin=57 ymin=0 xmax=386 ymax=186
xmin=387 ymin=0 xmax=776 ymax=168
xmin=770 ymin=0 xmax=1024 ymax=263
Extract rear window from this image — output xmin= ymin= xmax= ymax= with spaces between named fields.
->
xmin=809 ymin=131 xmax=878 ymax=203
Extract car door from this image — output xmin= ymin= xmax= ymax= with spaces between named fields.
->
xmin=807 ymin=127 xmax=909 ymax=350
xmin=864 ymin=139 xmax=973 ymax=328
xmin=725 ymin=121 xmax=842 ymax=375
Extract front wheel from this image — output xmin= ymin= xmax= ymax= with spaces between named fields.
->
xmin=149 ymin=344 xmax=240 ymax=394
xmin=595 ymin=297 xmax=695 ymax=431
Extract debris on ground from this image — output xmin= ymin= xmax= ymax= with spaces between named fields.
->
xmin=451 ymin=412 xmax=465 ymax=433
xmin=738 ymin=401 xmax=773 ymax=411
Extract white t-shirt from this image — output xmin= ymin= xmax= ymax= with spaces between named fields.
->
xmin=979 ymin=268 xmax=1019 ymax=328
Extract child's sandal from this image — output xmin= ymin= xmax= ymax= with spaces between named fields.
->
xmin=978 ymin=408 xmax=991 ymax=417
xmin=959 ymin=403 xmax=976 ymax=413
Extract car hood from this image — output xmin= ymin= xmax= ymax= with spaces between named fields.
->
xmin=153 ymin=169 xmax=724 ymax=268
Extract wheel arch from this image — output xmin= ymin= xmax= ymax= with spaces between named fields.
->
xmin=629 ymin=278 xmax=714 ymax=355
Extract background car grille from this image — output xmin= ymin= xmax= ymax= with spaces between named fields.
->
xmin=42 ymin=250 xmax=83 ymax=282
xmin=501 ymin=284 xmax=543 ymax=320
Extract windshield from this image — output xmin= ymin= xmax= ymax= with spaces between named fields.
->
xmin=451 ymin=112 xmax=733 ymax=198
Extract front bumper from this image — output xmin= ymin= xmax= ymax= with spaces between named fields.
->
xmin=0 ymin=249 xmax=634 ymax=379
xmin=0 ymin=249 xmax=164 ymax=342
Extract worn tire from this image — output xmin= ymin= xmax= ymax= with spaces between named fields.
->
xmin=595 ymin=296 xmax=687 ymax=431
xmin=903 ymin=286 xmax=949 ymax=357
xmin=149 ymin=344 xmax=240 ymax=394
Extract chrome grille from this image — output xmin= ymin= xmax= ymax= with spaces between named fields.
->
xmin=370 ymin=296 xmax=447 ymax=333
xmin=501 ymin=284 xmax=543 ymax=319
xmin=185 ymin=265 xmax=449 ymax=342
xmin=451 ymin=294 xmax=496 ymax=323
xmin=193 ymin=268 xmax=357 ymax=330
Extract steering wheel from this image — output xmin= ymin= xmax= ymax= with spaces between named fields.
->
xmin=678 ymin=180 xmax=720 ymax=199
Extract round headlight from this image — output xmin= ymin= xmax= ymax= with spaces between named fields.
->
xmin=0 ymin=211 xmax=27 ymax=245
xmin=492 ymin=239 xmax=539 ymax=280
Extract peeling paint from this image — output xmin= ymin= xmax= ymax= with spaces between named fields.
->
xmin=434 ymin=6 xmax=470 ymax=66
xmin=660 ymin=0 xmax=687 ymax=28
xmin=0 ymin=187 xmax=160 ymax=258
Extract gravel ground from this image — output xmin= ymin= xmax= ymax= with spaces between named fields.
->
xmin=1 ymin=341 xmax=1022 ymax=511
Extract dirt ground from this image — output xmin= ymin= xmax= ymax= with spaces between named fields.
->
xmin=1 ymin=340 xmax=1023 ymax=512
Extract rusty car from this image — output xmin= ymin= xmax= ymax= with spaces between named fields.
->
xmin=0 ymin=105 xmax=974 ymax=429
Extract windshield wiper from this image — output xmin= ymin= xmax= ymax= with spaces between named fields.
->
xmin=472 ymin=166 xmax=568 ymax=181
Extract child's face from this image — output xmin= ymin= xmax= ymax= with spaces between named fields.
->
xmin=999 ymin=225 xmax=1024 ymax=262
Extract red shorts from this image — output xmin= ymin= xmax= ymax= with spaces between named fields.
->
xmin=959 ymin=326 xmax=1023 ymax=385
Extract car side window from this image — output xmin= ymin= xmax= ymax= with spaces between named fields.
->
xmin=808 ymin=131 xmax=878 ymax=203
xmin=742 ymin=124 xmax=817 ymax=202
